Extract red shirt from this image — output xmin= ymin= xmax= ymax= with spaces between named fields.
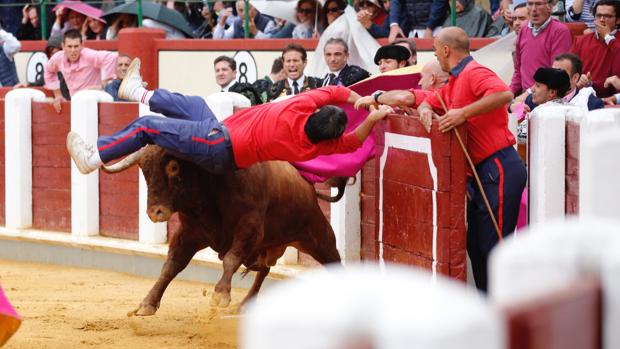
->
xmin=571 ymin=32 xmax=620 ymax=98
xmin=414 ymin=58 xmax=515 ymax=164
xmin=224 ymin=86 xmax=362 ymax=168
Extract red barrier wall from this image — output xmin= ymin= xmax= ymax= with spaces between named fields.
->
xmin=504 ymin=276 xmax=601 ymax=349
xmin=31 ymin=101 xmax=71 ymax=232
xmin=566 ymin=121 xmax=580 ymax=215
xmin=98 ymin=103 xmax=140 ymax=239
xmin=370 ymin=114 xmax=467 ymax=280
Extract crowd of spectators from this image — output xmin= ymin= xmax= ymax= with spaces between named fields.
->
xmin=0 ymin=0 xmax=613 ymax=41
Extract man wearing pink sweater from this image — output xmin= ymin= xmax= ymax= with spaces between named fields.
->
xmin=510 ymin=0 xmax=573 ymax=95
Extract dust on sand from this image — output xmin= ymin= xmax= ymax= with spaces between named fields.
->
xmin=0 ymin=259 xmax=245 ymax=349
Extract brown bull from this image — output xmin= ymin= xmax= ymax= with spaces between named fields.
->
xmin=104 ymin=146 xmax=342 ymax=315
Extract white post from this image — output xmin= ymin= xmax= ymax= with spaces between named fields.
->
xmin=528 ymin=105 xmax=583 ymax=224
xmin=4 ymin=89 xmax=45 ymax=229
xmin=70 ymin=90 xmax=113 ymax=237
xmin=579 ymin=109 xmax=620 ymax=219
xmin=603 ymin=238 xmax=620 ymax=349
xmin=330 ymin=174 xmax=361 ymax=264
xmin=137 ymin=103 xmax=167 ymax=244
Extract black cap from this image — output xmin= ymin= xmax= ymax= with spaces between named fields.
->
xmin=46 ymin=35 xmax=63 ymax=49
xmin=374 ymin=44 xmax=411 ymax=65
xmin=533 ymin=67 xmax=571 ymax=97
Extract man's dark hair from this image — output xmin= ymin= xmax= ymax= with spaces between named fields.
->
xmin=271 ymin=57 xmax=284 ymax=74
xmin=593 ymin=0 xmax=620 ymax=19
xmin=514 ymin=2 xmax=526 ymax=10
xmin=63 ymin=29 xmax=82 ymax=43
xmin=214 ymin=55 xmax=236 ymax=71
xmin=554 ymin=53 xmax=583 ymax=76
xmin=325 ymin=37 xmax=349 ymax=54
xmin=282 ymin=43 xmax=307 ymax=61
xmin=304 ymin=105 xmax=347 ymax=143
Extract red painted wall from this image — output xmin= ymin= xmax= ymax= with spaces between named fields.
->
xmin=31 ymin=101 xmax=71 ymax=232
xmin=566 ymin=121 xmax=580 ymax=215
xmin=368 ymin=114 xmax=467 ymax=280
xmin=98 ymin=103 xmax=140 ymax=239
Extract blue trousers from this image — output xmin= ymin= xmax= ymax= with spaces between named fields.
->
xmin=467 ymin=146 xmax=527 ymax=292
xmin=97 ymin=89 xmax=236 ymax=173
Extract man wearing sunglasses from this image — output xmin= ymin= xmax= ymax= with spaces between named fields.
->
xmin=321 ymin=38 xmax=370 ymax=87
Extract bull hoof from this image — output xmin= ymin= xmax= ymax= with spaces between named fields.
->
xmin=210 ymin=292 xmax=231 ymax=308
xmin=127 ymin=303 xmax=158 ymax=317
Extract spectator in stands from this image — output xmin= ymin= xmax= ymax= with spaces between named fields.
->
xmin=419 ymin=59 xmax=449 ymax=90
xmin=14 ymin=35 xmax=66 ymax=90
xmin=322 ymin=0 xmax=347 ymax=30
xmin=193 ymin=3 xmax=217 ymax=38
xmin=17 ymin=4 xmax=41 ymax=40
xmin=516 ymin=67 xmax=570 ymax=144
xmin=214 ymin=55 xmax=238 ymax=92
xmin=51 ymin=7 xmax=87 ymax=38
xmin=393 ymin=38 xmax=417 ymax=65
xmin=104 ymin=54 xmax=132 ymax=101
xmin=320 ymin=38 xmax=370 ymax=87
xmin=487 ymin=0 xmax=515 ymax=37
xmin=292 ymin=0 xmax=323 ymax=38
xmin=552 ymin=53 xmax=605 ymax=110
xmin=442 ymin=0 xmax=492 ymax=37
xmin=357 ymin=0 xmax=390 ymax=38
xmin=603 ymin=75 xmax=620 ymax=104
xmin=374 ymin=44 xmax=410 ymax=73
xmin=388 ymin=0 xmax=449 ymax=40
xmin=269 ymin=44 xmax=321 ymax=100
xmin=232 ymin=1 xmax=276 ymax=38
xmin=571 ymin=0 xmax=620 ymax=98
xmin=510 ymin=0 xmax=572 ymax=95
xmin=565 ymin=0 xmax=600 ymax=30
xmin=213 ymin=4 xmax=238 ymax=39
xmin=106 ymin=14 xmax=138 ymax=39
xmin=512 ymin=2 xmax=529 ymax=33
xmin=253 ymin=57 xmax=285 ymax=103
xmin=518 ymin=54 xmax=605 ymax=111
xmin=0 ymin=26 xmax=21 ymax=87
xmin=0 ymin=0 xmax=23 ymax=35
xmin=214 ymin=55 xmax=262 ymax=105
xmin=44 ymin=29 xmax=117 ymax=112
xmin=82 ymin=17 xmax=107 ymax=40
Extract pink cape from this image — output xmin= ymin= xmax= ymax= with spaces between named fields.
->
xmin=0 ymin=285 xmax=21 ymax=346
xmin=294 ymin=68 xmax=422 ymax=183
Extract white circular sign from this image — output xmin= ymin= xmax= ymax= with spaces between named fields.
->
xmin=234 ymin=51 xmax=257 ymax=84
xmin=26 ymin=52 xmax=48 ymax=85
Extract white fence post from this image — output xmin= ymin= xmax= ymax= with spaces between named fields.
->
xmin=330 ymin=174 xmax=361 ymax=264
xmin=579 ymin=109 xmax=620 ymax=219
xmin=4 ymin=89 xmax=45 ymax=229
xmin=70 ymin=90 xmax=113 ymax=237
xmin=528 ymin=105 xmax=583 ymax=224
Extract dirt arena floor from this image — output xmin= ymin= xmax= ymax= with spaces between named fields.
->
xmin=0 ymin=259 xmax=245 ymax=349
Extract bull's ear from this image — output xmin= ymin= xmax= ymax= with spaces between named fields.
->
xmin=165 ymin=160 xmax=181 ymax=178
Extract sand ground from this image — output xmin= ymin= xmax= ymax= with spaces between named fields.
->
xmin=0 ymin=259 xmax=243 ymax=349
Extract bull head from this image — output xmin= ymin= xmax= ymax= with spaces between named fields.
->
xmin=101 ymin=146 xmax=198 ymax=223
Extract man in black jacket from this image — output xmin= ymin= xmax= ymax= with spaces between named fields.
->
xmin=320 ymin=38 xmax=370 ymax=87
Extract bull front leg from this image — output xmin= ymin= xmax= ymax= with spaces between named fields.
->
xmin=211 ymin=218 xmax=261 ymax=308
xmin=131 ymin=231 xmax=207 ymax=316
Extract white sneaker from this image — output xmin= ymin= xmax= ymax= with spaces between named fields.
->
xmin=66 ymin=132 xmax=99 ymax=174
xmin=118 ymin=58 xmax=143 ymax=102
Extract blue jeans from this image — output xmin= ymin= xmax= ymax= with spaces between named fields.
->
xmin=97 ymin=89 xmax=237 ymax=173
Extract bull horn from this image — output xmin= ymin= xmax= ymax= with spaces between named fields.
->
xmin=101 ymin=147 xmax=147 ymax=173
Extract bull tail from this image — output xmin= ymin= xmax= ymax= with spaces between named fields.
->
xmin=315 ymin=176 xmax=353 ymax=203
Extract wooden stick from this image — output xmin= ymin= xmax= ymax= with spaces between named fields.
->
xmin=433 ymin=92 xmax=503 ymax=242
